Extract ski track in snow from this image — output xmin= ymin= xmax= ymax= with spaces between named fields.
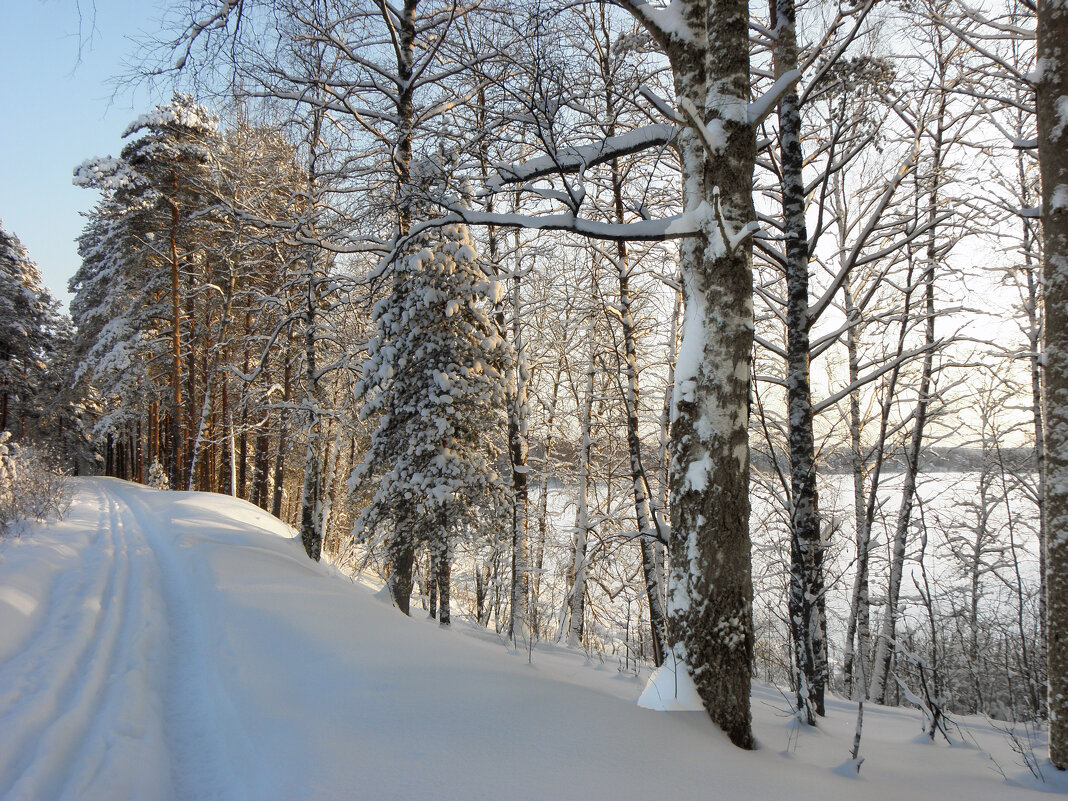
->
xmin=0 ymin=480 xmax=247 ymax=801
xmin=120 ymin=483 xmax=253 ymax=801
xmin=0 ymin=481 xmax=160 ymax=800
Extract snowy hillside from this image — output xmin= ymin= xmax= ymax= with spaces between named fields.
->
xmin=0 ymin=478 xmax=1060 ymax=801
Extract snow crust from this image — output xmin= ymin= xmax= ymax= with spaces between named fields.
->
xmin=0 ymin=478 xmax=1062 ymax=800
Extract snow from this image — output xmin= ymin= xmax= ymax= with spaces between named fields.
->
xmin=490 ymin=124 xmax=677 ymax=188
xmin=412 ymin=208 xmax=702 ymax=243
xmin=0 ymin=477 xmax=1063 ymax=800
xmin=747 ymin=69 xmax=803 ymax=125
xmin=628 ymin=0 xmax=696 ymax=45
xmin=1054 ymin=96 xmax=1068 ymax=142
xmin=1052 ymin=184 xmax=1068 ymax=212
xmin=638 ymin=654 xmax=704 ymax=711
xmin=121 ymin=97 xmax=218 ymax=139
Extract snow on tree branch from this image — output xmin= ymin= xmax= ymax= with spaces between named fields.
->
xmin=747 ymin=69 xmax=803 ymax=125
xmin=406 ymin=206 xmax=705 ymax=245
xmin=488 ymin=124 xmax=678 ymax=188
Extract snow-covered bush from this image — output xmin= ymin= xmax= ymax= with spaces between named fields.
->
xmin=0 ymin=432 xmax=71 ymax=536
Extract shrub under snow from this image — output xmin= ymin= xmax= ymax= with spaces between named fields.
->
xmin=0 ymin=432 xmax=70 ymax=535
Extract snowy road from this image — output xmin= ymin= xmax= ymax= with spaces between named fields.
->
xmin=0 ymin=479 xmax=260 ymax=800
xmin=0 ymin=478 xmax=1059 ymax=800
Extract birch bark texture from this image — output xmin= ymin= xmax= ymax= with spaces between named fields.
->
xmin=770 ymin=0 xmax=826 ymax=723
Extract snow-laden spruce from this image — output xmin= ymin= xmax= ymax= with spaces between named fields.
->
xmin=351 ymin=221 xmax=507 ymax=623
xmin=0 ymin=219 xmax=59 ymax=436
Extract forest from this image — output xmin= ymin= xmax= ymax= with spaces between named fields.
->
xmin=1 ymin=0 xmax=1066 ymax=767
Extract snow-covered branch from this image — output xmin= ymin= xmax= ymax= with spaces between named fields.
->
xmin=408 ymin=206 xmax=704 ymax=244
xmin=748 ymin=69 xmax=802 ymax=125
xmin=489 ymin=124 xmax=678 ymax=188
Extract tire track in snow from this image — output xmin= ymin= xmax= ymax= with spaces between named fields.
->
xmin=48 ymin=482 xmax=172 ymax=801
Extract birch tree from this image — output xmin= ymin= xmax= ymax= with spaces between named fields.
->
xmin=1036 ymin=0 xmax=1068 ymax=769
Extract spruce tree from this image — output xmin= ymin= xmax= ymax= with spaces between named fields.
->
xmin=352 ymin=221 xmax=507 ymax=620
xmin=0 ymin=220 xmax=58 ymax=436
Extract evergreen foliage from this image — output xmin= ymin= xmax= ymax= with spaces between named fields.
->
xmin=352 ymin=222 xmax=507 ymax=619
xmin=0 ymin=219 xmax=59 ymax=437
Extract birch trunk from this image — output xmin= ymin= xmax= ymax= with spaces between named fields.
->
xmin=531 ymin=369 xmax=561 ymax=637
xmin=383 ymin=0 xmax=419 ymax=613
xmin=508 ymin=237 xmax=531 ymax=644
xmin=772 ymin=0 xmax=826 ymax=721
xmin=595 ymin=8 xmax=669 ymax=665
xmin=298 ymin=269 xmax=323 ymax=560
xmin=299 ymin=106 xmax=325 ymax=562
xmin=567 ymin=330 xmax=596 ymax=649
xmin=1037 ymin=0 xmax=1068 ymax=769
xmin=841 ymin=276 xmax=872 ymax=699
xmin=614 ymin=203 xmax=669 ymax=667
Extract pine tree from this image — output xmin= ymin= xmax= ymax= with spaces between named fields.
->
xmin=73 ymin=94 xmax=219 ymax=485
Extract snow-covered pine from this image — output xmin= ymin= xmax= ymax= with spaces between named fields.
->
xmin=351 ymin=221 xmax=507 ymax=622
xmin=0 ymin=219 xmax=58 ymax=437
xmin=70 ymin=197 xmax=164 ymax=453
xmin=73 ymin=93 xmax=219 ymax=488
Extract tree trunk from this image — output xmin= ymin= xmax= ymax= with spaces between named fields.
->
xmin=771 ymin=0 xmax=826 ymax=722
xmin=567 ymin=332 xmax=596 ymax=649
xmin=531 ymin=368 xmax=562 ymax=637
xmin=508 ymin=243 xmax=531 ymax=644
xmin=870 ymin=156 xmax=941 ymax=704
xmin=299 ymin=282 xmax=322 ymax=560
xmin=659 ymin=0 xmax=757 ymax=749
xmin=841 ymin=276 xmax=872 ymax=700
xmin=168 ymin=184 xmax=183 ymax=489
xmin=251 ymin=412 xmax=271 ymax=511
xmin=1037 ymin=0 xmax=1068 ymax=769
xmin=271 ymin=335 xmax=293 ymax=520
xmin=382 ymin=0 xmax=420 ymax=614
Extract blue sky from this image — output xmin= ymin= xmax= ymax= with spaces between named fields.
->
xmin=0 ymin=1 xmax=163 ymax=308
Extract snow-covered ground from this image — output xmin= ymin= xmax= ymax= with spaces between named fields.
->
xmin=0 ymin=478 xmax=1061 ymax=800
